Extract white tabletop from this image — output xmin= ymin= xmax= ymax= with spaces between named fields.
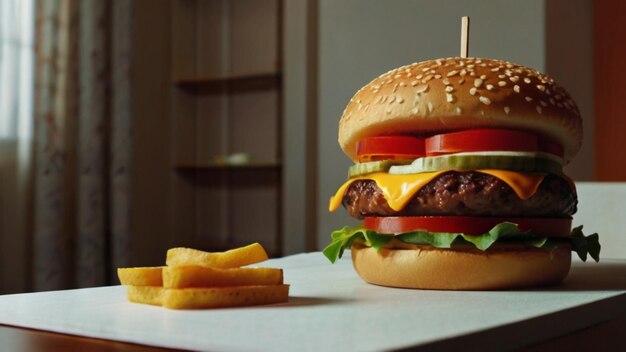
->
xmin=0 ymin=252 xmax=625 ymax=351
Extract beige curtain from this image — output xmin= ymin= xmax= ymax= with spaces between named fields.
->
xmin=30 ymin=0 xmax=132 ymax=291
xmin=0 ymin=0 xmax=34 ymax=294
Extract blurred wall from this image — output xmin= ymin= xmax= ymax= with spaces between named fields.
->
xmin=315 ymin=0 xmax=593 ymax=248
xmin=546 ymin=0 xmax=594 ymax=181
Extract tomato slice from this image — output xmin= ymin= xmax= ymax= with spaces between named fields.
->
xmin=357 ymin=136 xmax=425 ymax=162
xmin=425 ymin=129 xmax=539 ymax=156
xmin=364 ymin=216 xmax=572 ymax=238
xmin=538 ymin=138 xmax=564 ymax=158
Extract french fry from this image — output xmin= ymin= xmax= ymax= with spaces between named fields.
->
xmin=120 ymin=243 xmax=289 ymax=310
xmin=126 ymin=285 xmax=164 ymax=306
xmin=166 ymin=243 xmax=268 ymax=269
xmin=163 ymin=266 xmax=283 ymax=288
xmin=162 ymin=285 xmax=289 ymax=309
xmin=117 ymin=267 xmax=163 ymax=286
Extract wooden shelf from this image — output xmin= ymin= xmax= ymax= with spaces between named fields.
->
xmin=174 ymin=161 xmax=282 ymax=170
xmin=175 ymin=71 xmax=281 ymax=94
xmin=169 ymin=0 xmax=284 ymax=257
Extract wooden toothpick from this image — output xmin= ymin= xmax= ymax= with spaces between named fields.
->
xmin=460 ymin=16 xmax=470 ymax=58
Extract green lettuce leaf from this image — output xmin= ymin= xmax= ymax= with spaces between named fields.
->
xmin=322 ymin=222 xmax=601 ymax=264
xmin=570 ymin=225 xmax=601 ymax=262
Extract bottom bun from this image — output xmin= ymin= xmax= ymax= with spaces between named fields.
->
xmin=351 ymin=243 xmax=571 ymax=290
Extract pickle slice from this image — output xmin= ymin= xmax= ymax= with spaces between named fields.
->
xmin=348 ymin=159 xmax=413 ymax=178
xmin=388 ymin=152 xmax=563 ymax=175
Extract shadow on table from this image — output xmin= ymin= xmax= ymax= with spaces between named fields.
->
xmin=546 ymin=261 xmax=626 ymax=291
xmin=284 ymin=296 xmax=354 ymax=307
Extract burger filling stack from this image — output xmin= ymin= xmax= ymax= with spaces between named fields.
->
xmin=324 ymin=57 xmax=600 ymax=290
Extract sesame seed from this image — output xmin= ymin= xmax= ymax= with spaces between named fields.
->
xmin=524 ymin=77 xmax=531 ymax=84
xmin=443 ymin=78 xmax=451 ymax=85
xmin=513 ymin=85 xmax=520 ymax=93
xmin=491 ymin=67 xmax=500 ymax=72
xmin=536 ymin=106 xmax=542 ymax=114
xmin=416 ymin=84 xmax=429 ymax=93
xmin=510 ymin=76 xmax=519 ymax=83
xmin=460 ymin=69 xmax=467 ymax=76
xmin=470 ymin=87 xmax=477 ymax=95
xmin=389 ymin=95 xmax=396 ymax=104
xmin=399 ymin=82 xmax=406 ymax=87
xmin=487 ymin=84 xmax=495 ymax=91
xmin=474 ymin=78 xmax=483 ymax=88
xmin=445 ymin=86 xmax=454 ymax=93
xmin=479 ymin=96 xmax=491 ymax=105
xmin=446 ymin=93 xmax=454 ymax=103
xmin=536 ymin=84 xmax=546 ymax=91
xmin=470 ymin=72 xmax=476 ymax=77
xmin=416 ymin=74 xmax=423 ymax=79
xmin=427 ymin=102 xmax=434 ymax=113
xmin=525 ymin=96 xmax=533 ymax=102
xmin=504 ymin=106 xmax=510 ymax=114
xmin=498 ymin=74 xmax=506 ymax=79
xmin=436 ymin=59 xmax=443 ymax=66
xmin=394 ymin=74 xmax=401 ymax=79
xmin=475 ymin=59 xmax=482 ymax=63
xmin=467 ymin=64 xmax=475 ymax=69
xmin=386 ymin=108 xmax=392 ymax=114
xmin=480 ymin=63 xmax=487 ymax=67
xmin=422 ymin=67 xmax=430 ymax=72
xmin=447 ymin=70 xmax=459 ymax=77
xmin=430 ymin=70 xmax=436 ymax=74
xmin=480 ymin=74 xmax=487 ymax=80
xmin=435 ymin=74 xmax=442 ymax=79
xmin=498 ymin=81 xmax=507 ymax=87
xmin=456 ymin=106 xmax=462 ymax=115
xmin=364 ymin=104 xmax=370 ymax=112
xmin=555 ymin=94 xmax=562 ymax=100
xmin=549 ymin=98 xmax=555 ymax=105
xmin=540 ymin=100 xmax=547 ymax=107
xmin=411 ymin=80 xmax=418 ymax=86
xmin=458 ymin=78 xmax=465 ymax=84
xmin=505 ymin=70 xmax=513 ymax=76
xmin=411 ymin=107 xmax=419 ymax=114
xmin=398 ymin=97 xmax=405 ymax=104
xmin=545 ymin=88 xmax=551 ymax=95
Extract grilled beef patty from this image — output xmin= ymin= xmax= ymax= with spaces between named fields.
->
xmin=342 ymin=172 xmax=577 ymax=219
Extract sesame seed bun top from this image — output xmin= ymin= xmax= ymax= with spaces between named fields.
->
xmin=338 ymin=57 xmax=583 ymax=164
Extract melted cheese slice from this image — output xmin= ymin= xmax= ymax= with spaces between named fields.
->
xmin=328 ymin=170 xmax=547 ymax=212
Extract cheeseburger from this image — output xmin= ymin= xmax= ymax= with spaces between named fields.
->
xmin=323 ymin=57 xmax=600 ymax=290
